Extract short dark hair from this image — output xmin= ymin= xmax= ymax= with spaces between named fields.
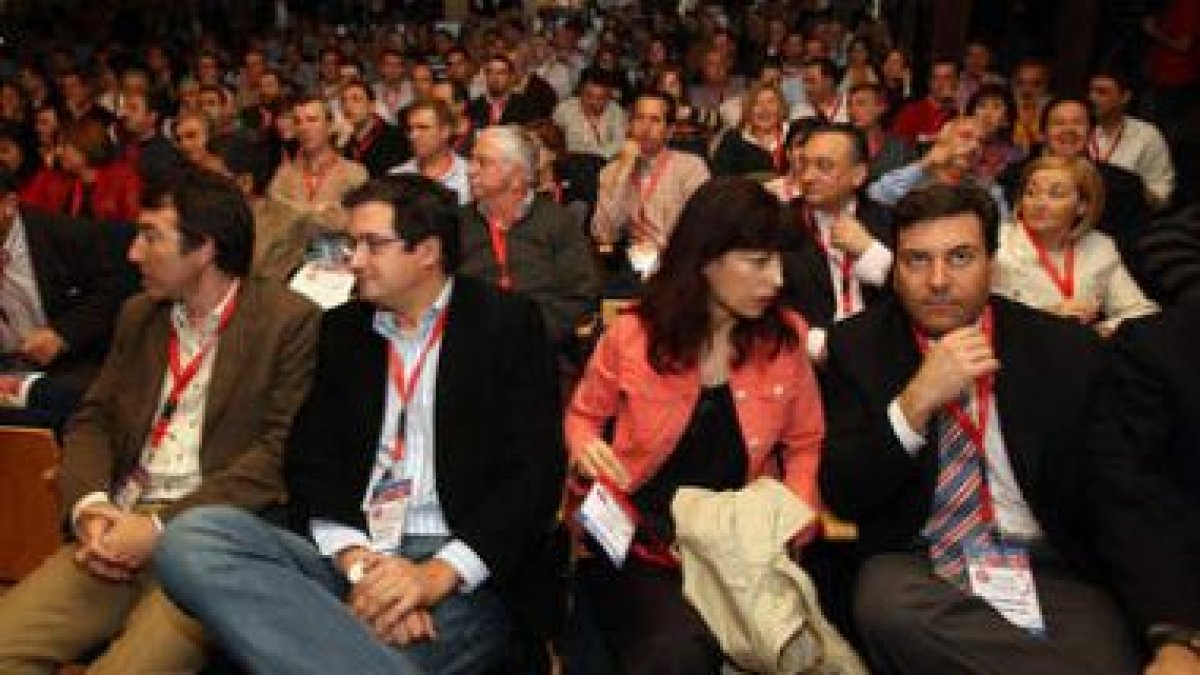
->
xmin=578 ymin=67 xmax=616 ymax=91
xmin=1089 ymin=67 xmax=1133 ymax=93
xmin=141 ymin=167 xmax=256 ymax=275
xmin=802 ymin=57 xmax=840 ymax=84
xmin=893 ymin=183 xmax=1000 ymax=253
xmin=406 ymin=98 xmax=454 ymax=128
xmin=342 ymin=175 xmax=461 ymax=273
xmin=966 ymin=83 xmax=1015 ymax=118
xmin=804 ymin=123 xmax=869 ymax=165
xmin=341 ymin=78 xmax=374 ymax=101
xmin=1041 ymin=96 xmax=1096 ymax=134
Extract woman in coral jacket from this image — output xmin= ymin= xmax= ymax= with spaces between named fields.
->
xmin=565 ymin=176 xmax=824 ymax=674
xmin=21 ymin=117 xmax=141 ymax=223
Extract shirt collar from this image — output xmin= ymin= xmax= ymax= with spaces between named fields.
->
xmin=3 ymin=212 xmax=26 ymax=256
xmin=477 ymin=191 xmax=535 ymax=224
xmin=813 ymin=199 xmax=857 ymax=226
xmin=170 ymin=279 xmax=241 ymax=337
xmin=373 ymin=277 xmax=454 ymax=342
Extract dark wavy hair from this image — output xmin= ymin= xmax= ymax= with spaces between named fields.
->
xmin=636 ymin=177 xmax=799 ymax=374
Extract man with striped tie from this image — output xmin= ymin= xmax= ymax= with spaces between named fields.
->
xmin=818 ymin=184 xmax=1141 ymax=674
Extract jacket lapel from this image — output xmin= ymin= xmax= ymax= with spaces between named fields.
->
xmin=990 ymin=300 xmax=1038 ymax=493
xmin=129 ymin=305 xmax=173 ymax=451
xmin=201 ymin=282 xmax=254 ymax=442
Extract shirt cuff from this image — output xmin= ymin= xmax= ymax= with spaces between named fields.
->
xmin=806 ymin=327 xmax=828 ymax=364
xmin=854 ymin=241 xmax=894 ymax=287
xmin=435 ymin=539 xmax=491 ymax=594
xmin=71 ymin=491 xmax=112 ymax=536
xmin=310 ymin=518 xmax=372 ymax=558
xmin=887 ymin=398 xmax=927 ymax=455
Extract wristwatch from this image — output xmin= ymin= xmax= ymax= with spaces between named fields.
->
xmin=1148 ymin=624 xmax=1200 ymax=656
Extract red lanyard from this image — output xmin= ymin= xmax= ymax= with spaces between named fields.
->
xmin=586 ymin=114 xmax=606 ymax=148
xmin=635 ymin=151 xmax=672 ymax=204
xmin=385 ymin=309 xmax=449 ymax=465
xmin=914 ymin=304 xmax=997 ymax=524
xmin=1088 ymin=121 xmax=1124 ymax=163
xmin=802 ymin=207 xmax=858 ymax=314
xmin=489 ymin=98 xmax=506 ymax=125
xmin=1021 ymin=220 xmax=1076 ymax=299
xmin=301 ymin=154 xmax=337 ymax=203
xmin=453 ymin=122 xmax=474 ymax=153
xmin=768 ymin=129 xmax=786 ymax=173
xmin=353 ymin=119 xmax=383 ymax=162
xmin=487 ymin=215 xmax=513 ymax=290
xmin=867 ymin=130 xmax=883 ymax=160
xmin=148 ymin=287 xmax=241 ymax=449
xmin=69 ymin=179 xmax=85 ymax=216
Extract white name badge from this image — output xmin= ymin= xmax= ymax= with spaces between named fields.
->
xmin=289 ymin=262 xmax=356 ymax=310
xmin=967 ymin=545 xmax=1046 ymax=636
xmin=366 ymin=477 xmax=411 ymax=552
xmin=576 ymin=482 xmax=635 ymax=568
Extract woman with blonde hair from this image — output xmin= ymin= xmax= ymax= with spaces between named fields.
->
xmin=993 ymin=154 xmax=1157 ymax=334
xmin=711 ymin=82 xmax=791 ymax=179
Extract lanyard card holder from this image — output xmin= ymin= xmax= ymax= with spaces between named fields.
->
xmin=367 ymin=473 xmax=412 ymax=552
xmin=965 ymin=539 xmax=1046 ymax=637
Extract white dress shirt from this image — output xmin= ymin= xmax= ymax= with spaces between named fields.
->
xmin=390 ymin=153 xmax=472 ymax=206
xmin=0 ymin=214 xmax=49 ymax=354
xmin=1091 ymin=115 xmax=1175 ymax=207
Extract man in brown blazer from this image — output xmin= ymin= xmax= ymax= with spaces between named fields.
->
xmin=0 ymin=168 xmax=320 ymax=674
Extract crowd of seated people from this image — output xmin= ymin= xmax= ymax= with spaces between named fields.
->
xmin=0 ymin=0 xmax=1197 ymax=673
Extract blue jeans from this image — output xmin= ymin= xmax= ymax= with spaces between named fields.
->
xmin=155 ymin=506 xmax=511 ymax=675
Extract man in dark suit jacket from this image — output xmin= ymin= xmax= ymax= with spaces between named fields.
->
xmin=780 ymin=124 xmax=893 ymax=364
xmin=1090 ymin=300 xmax=1200 ymax=674
xmin=819 ymin=184 xmax=1140 ymax=674
xmin=0 ymin=169 xmax=126 ymax=429
xmin=0 ymin=168 xmax=320 ymax=673
xmin=154 ymin=174 xmax=566 ymax=675
xmin=467 ymin=54 xmax=549 ymax=129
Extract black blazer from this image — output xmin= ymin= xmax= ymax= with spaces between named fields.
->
xmin=283 ymin=275 xmax=566 ymax=630
xmin=343 ymin=117 xmax=411 ymax=178
xmin=818 ymin=296 xmax=1106 ymax=575
xmin=1089 ymin=300 xmax=1200 ymax=630
xmin=22 ymin=209 xmax=127 ymax=383
xmin=781 ymin=197 xmax=894 ymax=330
xmin=467 ymin=92 xmax=547 ymax=129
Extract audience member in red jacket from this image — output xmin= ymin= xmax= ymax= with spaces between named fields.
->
xmin=891 ymin=58 xmax=960 ymax=146
xmin=20 ymin=118 xmax=141 ymax=223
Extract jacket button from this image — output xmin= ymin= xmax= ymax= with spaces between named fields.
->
xmin=773 ymin=384 xmax=784 ymax=397
xmin=734 ymin=389 xmax=747 ymax=400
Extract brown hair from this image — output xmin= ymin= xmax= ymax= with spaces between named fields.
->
xmin=61 ymin=118 xmax=116 ymax=165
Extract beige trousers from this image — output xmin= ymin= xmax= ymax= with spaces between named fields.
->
xmin=0 ymin=545 xmax=206 ymax=674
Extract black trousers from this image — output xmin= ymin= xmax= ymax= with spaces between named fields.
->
xmin=573 ymin=557 xmax=723 ymax=675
